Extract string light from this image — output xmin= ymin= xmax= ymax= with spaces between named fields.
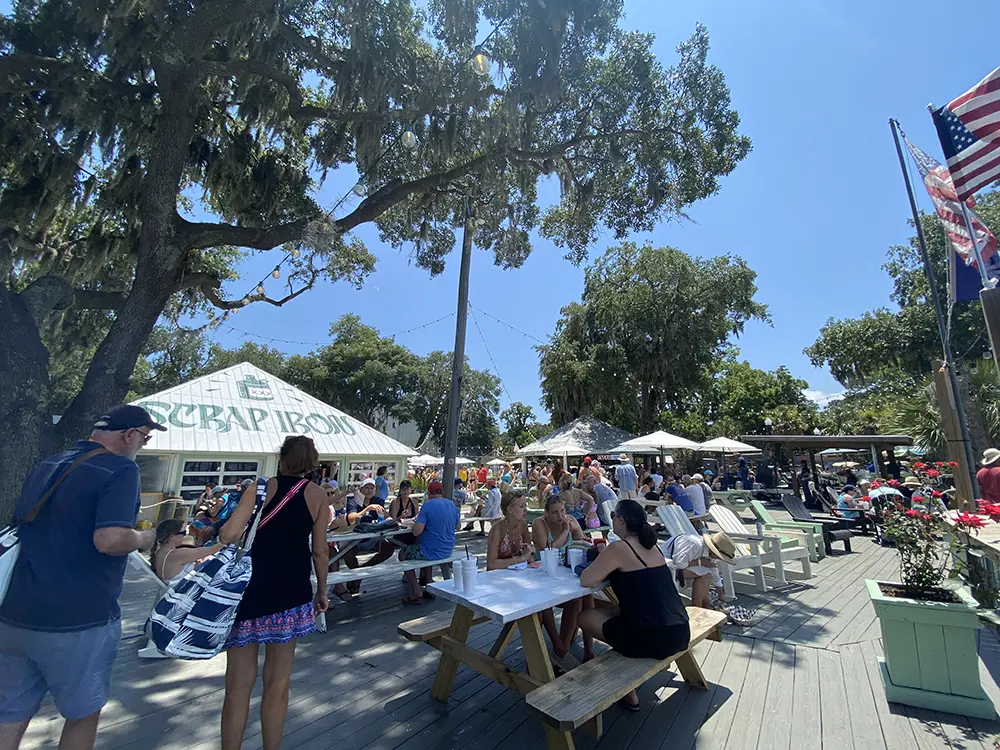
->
xmin=291 ymin=247 xmax=300 ymax=259
xmin=256 ymin=283 xmax=265 ymax=295
xmin=401 ymin=125 xmax=418 ymax=149
xmin=471 ymin=47 xmax=490 ymax=77
xmin=271 ymin=268 xmax=281 ymax=279
xmin=352 ymin=182 xmax=367 ymax=197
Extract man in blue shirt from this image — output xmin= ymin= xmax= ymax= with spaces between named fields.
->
xmin=614 ymin=453 xmax=639 ymax=500
xmin=375 ymin=466 xmax=390 ymax=502
xmin=0 ymin=405 xmax=164 ymax=748
xmin=399 ymin=480 xmax=459 ymax=604
xmin=663 ymin=478 xmax=694 ymax=513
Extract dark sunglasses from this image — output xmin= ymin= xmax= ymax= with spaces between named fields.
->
xmin=124 ymin=429 xmax=152 ymax=444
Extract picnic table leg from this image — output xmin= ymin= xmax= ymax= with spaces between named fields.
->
xmin=675 ymin=651 xmax=710 ymax=690
xmin=430 ymin=605 xmax=476 ymax=702
xmin=518 ymin=614 xmax=576 ymax=750
xmin=488 ymin=621 xmax=517 ymax=659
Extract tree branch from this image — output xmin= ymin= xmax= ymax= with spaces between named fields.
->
xmin=179 ymin=218 xmax=309 ymax=250
xmin=275 ymin=22 xmax=346 ymax=76
xmin=197 ymin=266 xmax=320 ymax=311
xmin=16 ymin=275 xmax=125 ymax=324
xmin=169 ymin=0 xmax=284 ymax=56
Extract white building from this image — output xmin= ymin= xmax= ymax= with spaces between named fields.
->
xmin=131 ymin=362 xmax=415 ymax=500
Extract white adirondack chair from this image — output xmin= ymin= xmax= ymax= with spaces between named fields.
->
xmin=127 ymin=551 xmax=170 ymax=659
xmin=708 ymin=504 xmax=813 ymax=586
xmin=657 ymin=504 xmax=767 ymax=599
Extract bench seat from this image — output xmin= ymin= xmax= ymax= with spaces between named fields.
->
xmin=525 ymin=607 xmax=727 ymax=731
xmin=324 ymin=552 xmax=466 ymax=585
xmin=398 ymin=610 xmax=490 ymax=642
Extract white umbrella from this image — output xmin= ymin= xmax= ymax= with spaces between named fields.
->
xmin=697 ymin=437 xmax=762 ymax=454
xmin=453 ymin=457 xmax=475 ymax=465
xmin=409 ymin=454 xmax=443 ymax=466
xmin=611 ymin=430 xmax=700 ymax=453
xmin=832 ymin=461 xmax=860 ymax=468
xmin=486 ymin=458 xmax=507 ymax=466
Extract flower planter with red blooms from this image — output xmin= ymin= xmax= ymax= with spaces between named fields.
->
xmin=867 ymin=493 xmax=996 ymax=718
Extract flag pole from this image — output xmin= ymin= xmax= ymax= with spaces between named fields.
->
xmin=889 ymin=118 xmax=980 ymax=503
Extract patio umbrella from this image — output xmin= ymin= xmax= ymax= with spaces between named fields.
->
xmin=832 ymin=461 xmax=860 ymax=468
xmin=868 ymin=486 xmax=903 ymax=500
xmin=697 ymin=437 xmax=762 ymax=454
xmin=409 ymin=454 xmax=442 ymax=466
xmin=486 ymin=458 xmax=507 ymax=466
xmin=612 ymin=430 xmax=700 ymax=452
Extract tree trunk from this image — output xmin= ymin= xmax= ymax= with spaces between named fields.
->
xmin=0 ymin=287 xmax=56 ymax=520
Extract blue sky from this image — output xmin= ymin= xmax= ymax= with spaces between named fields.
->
xmin=215 ymin=0 xmax=1000 ymax=419
xmin=13 ymin=0 xmax=1000 ymax=420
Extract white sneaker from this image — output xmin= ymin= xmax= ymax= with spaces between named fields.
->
xmin=551 ymin=650 xmax=580 ymax=672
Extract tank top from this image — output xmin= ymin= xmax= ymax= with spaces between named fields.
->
xmin=609 ymin=539 xmax=688 ymax=629
xmin=236 ymin=475 xmax=315 ymax=622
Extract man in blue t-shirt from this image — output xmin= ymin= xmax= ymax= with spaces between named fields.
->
xmin=400 ymin=480 xmax=460 ymax=604
xmin=0 ymin=405 xmax=164 ymax=747
xmin=663 ymin=478 xmax=694 ymax=513
xmin=375 ymin=466 xmax=390 ymax=501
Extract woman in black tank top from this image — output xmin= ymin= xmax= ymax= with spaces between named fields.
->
xmin=579 ymin=499 xmax=690 ymax=711
xmin=217 ymin=436 xmax=331 ymax=750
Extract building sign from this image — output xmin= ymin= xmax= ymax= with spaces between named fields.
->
xmin=135 ymin=400 xmax=358 ymax=436
xmin=236 ymin=374 xmax=273 ymax=401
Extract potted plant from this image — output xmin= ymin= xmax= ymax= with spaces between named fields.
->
xmin=867 ymin=489 xmax=996 ymax=718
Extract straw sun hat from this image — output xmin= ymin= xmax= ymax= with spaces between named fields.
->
xmin=703 ymin=532 xmax=737 ymax=564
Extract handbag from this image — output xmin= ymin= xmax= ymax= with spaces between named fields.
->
xmin=146 ymin=477 xmax=308 ymax=659
xmin=355 ymin=519 xmax=399 ymax=534
xmin=0 ymin=447 xmax=108 ymax=606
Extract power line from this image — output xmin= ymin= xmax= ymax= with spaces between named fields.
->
xmin=469 ymin=305 xmax=512 ymax=401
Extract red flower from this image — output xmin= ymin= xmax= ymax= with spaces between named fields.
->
xmin=913 ymin=462 xmax=928 ymax=470
xmin=905 ymin=508 xmax=920 ymax=518
xmin=922 ymin=513 xmax=933 ymax=521
xmin=948 ymin=461 xmax=959 ymax=468
xmin=871 ymin=481 xmax=882 ymax=489
xmin=955 ymin=512 xmax=987 ymax=530
xmin=979 ymin=502 xmax=1000 ymax=523
xmin=931 ymin=490 xmax=943 ymax=499
xmin=934 ymin=462 xmax=945 ymax=468
xmin=926 ymin=469 xmax=941 ymax=478
xmin=888 ymin=479 xmax=901 ymax=487
xmin=861 ymin=496 xmax=872 ymax=503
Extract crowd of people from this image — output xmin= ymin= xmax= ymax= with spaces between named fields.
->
xmin=0 ymin=405 xmax=743 ymax=748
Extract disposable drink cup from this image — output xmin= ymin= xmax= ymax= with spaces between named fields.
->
xmin=568 ymin=549 xmax=583 ymax=569
xmin=452 ymin=564 xmax=464 ymax=592
xmin=462 ymin=560 xmax=477 ymax=594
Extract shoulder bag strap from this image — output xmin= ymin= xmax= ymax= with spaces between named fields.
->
xmin=22 ymin=448 xmax=110 ymax=523
xmin=258 ymin=479 xmax=310 ymax=531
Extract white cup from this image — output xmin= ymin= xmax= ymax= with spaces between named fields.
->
xmin=452 ymin=563 xmax=465 ymax=592
xmin=568 ymin=548 xmax=584 ymax=570
xmin=461 ymin=559 xmax=477 ymax=594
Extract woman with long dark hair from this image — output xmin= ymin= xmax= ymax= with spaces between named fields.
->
xmin=149 ymin=519 xmax=214 ymax=582
xmin=217 ymin=436 xmax=330 ymax=750
xmin=578 ymin=499 xmax=690 ymax=711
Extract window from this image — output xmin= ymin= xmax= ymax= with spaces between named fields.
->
xmin=348 ymin=461 xmax=397 ymax=487
xmin=180 ymin=459 xmax=259 ymax=501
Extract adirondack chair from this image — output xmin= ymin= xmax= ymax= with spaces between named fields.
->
xmin=781 ymin=493 xmax=853 ymax=554
xmin=714 ymin=490 xmax=753 ymax=514
xmin=709 ymin=504 xmax=813 ymax=586
xmin=749 ymin=500 xmax=825 ymax=561
xmin=128 ymin=551 xmax=171 ymax=659
xmin=657 ymin=504 xmax=767 ymax=599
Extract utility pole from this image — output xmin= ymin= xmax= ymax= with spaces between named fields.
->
xmin=442 ymin=198 xmax=474 ymax=502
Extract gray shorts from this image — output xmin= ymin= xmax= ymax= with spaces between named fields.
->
xmin=0 ymin=618 xmax=121 ymax=722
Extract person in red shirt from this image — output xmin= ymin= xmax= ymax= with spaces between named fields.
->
xmin=476 ymin=464 xmax=488 ymax=485
xmin=978 ymin=449 xmax=1000 ymax=504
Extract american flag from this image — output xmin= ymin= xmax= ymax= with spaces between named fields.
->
xmin=903 ymin=135 xmax=998 ymax=270
xmin=931 ymin=66 xmax=1000 ymax=202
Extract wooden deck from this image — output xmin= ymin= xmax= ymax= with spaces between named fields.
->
xmin=19 ymin=521 xmax=1000 ymax=750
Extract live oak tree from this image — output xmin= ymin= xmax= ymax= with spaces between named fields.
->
xmin=0 ymin=0 xmax=750 ymax=515
xmin=538 ymin=242 xmax=769 ymax=431
xmin=499 ymin=400 xmax=539 ymax=449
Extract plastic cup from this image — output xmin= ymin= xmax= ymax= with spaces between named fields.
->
xmin=462 ymin=559 xmax=477 ymax=594
xmin=568 ymin=548 xmax=584 ymax=569
xmin=452 ymin=564 xmax=465 ymax=593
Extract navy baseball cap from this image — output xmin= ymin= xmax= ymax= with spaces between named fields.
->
xmin=94 ymin=405 xmax=167 ymax=432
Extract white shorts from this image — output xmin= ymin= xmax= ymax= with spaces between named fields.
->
xmin=618 ymin=489 xmax=638 ymax=501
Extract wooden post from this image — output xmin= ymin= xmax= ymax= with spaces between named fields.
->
xmin=933 ymin=360 xmax=975 ymax=511
xmin=982 ymin=287 xmax=1000 ymax=379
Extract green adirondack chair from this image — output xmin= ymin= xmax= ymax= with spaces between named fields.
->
xmin=749 ymin=500 xmax=825 ymax=562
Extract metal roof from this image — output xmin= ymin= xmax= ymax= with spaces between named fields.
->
xmin=131 ymin=362 xmax=417 ymax=458
xmin=516 ymin=417 xmax=636 ymax=457
xmin=740 ymin=434 xmax=914 ymax=450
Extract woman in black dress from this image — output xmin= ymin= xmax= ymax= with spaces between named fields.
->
xmin=218 ymin=436 xmax=330 ymax=750
xmin=579 ymin=499 xmax=690 ymax=711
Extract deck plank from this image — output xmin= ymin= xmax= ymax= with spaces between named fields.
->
xmin=689 ymin=636 xmax=754 ymax=749
xmin=754 ymin=641 xmax=795 ymax=750
xmin=817 ymin=647 xmax=855 ymax=749
xmin=839 ymin=642 xmax=888 ymax=749
xmin=723 ymin=639 xmax=774 ymax=750
xmin=788 ymin=646 xmax=822 ymax=750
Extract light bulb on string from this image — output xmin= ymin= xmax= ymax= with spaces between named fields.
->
xmin=291 ymin=247 xmax=300 ymax=259
xmin=256 ymin=283 xmax=265 ymax=296
xmin=471 ymin=47 xmax=490 ymax=77
xmin=985 ymin=350 xmax=993 ymax=359
xmin=352 ymin=182 xmax=367 ymax=197
xmin=271 ymin=268 xmax=281 ymax=279
xmin=401 ymin=125 xmax=418 ymax=149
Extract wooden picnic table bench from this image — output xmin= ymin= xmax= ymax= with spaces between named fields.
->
xmin=524 ymin=607 xmax=727 ymax=736
xmin=400 ymin=565 xmax=726 ymax=750
xmin=324 ymin=551 xmax=467 ymax=586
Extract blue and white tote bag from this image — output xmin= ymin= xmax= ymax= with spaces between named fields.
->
xmin=147 ymin=478 xmax=306 ymax=659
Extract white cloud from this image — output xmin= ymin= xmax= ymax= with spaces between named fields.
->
xmin=803 ymin=389 xmax=845 ymax=407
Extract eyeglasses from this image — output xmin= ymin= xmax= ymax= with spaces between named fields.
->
xmin=124 ymin=429 xmax=152 ymax=444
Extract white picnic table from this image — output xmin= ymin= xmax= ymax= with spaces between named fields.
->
xmin=416 ymin=566 xmax=607 ymax=750
xmin=325 ymin=526 xmax=412 ymax=566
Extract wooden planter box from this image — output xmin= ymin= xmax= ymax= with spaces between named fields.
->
xmin=866 ymin=580 xmax=995 ymax=718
